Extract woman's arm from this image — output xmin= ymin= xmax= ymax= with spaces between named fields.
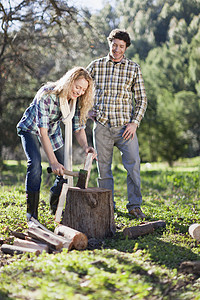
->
xmin=74 ymin=128 xmax=97 ymax=159
xmin=39 ymin=127 xmax=65 ymax=176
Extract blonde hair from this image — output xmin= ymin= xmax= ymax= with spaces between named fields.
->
xmin=37 ymin=67 xmax=94 ymax=124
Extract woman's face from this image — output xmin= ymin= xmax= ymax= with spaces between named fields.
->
xmin=68 ymin=78 xmax=88 ymax=100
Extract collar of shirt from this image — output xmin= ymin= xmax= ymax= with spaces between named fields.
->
xmin=106 ymin=54 xmax=127 ymax=64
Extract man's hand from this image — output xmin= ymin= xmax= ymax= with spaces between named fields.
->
xmin=122 ymin=123 xmax=138 ymax=140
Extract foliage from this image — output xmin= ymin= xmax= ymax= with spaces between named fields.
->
xmin=0 ymin=157 xmax=200 ymax=299
xmin=0 ymin=0 xmax=200 ymax=166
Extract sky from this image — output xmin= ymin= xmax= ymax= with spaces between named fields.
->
xmin=69 ymin=0 xmax=116 ymax=12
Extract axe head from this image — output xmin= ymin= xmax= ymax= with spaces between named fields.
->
xmin=76 ymin=169 xmax=88 ymax=189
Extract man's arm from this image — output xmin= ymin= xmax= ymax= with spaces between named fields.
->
xmin=131 ymin=64 xmax=148 ymax=126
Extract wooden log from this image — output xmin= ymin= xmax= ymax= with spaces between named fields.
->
xmin=13 ymin=238 xmax=49 ymax=253
xmin=12 ymin=231 xmax=29 ymax=240
xmin=27 ymin=227 xmax=63 ymax=250
xmin=179 ymin=261 xmax=200 ymax=275
xmin=1 ymin=244 xmax=40 ymax=256
xmin=189 ymin=223 xmax=200 ymax=241
xmin=123 ymin=223 xmax=154 ymax=239
xmin=62 ymin=187 xmax=116 ymax=239
xmin=147 ymin=220 xmax=166 ymax=229
xmin=29 ymin=217 xmax=76 ymax=250
xmin=54 ymin=225 xmax=88 ymax=250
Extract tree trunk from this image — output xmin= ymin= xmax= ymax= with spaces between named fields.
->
xmin=62 ymin=187 xmax=116 ymax=239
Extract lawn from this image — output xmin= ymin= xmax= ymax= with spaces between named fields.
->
xmin=0 ymin=157 xmax=200 ymax=300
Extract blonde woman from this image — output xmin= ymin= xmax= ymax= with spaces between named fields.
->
xmin=17 ymin=67 xmax=96 ymax=221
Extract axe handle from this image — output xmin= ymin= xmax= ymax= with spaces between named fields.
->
xmin=47 ymin=167 xmax=79 ymax=177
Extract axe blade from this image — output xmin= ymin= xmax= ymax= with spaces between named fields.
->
xmin=76 ymin=169 xmax=88 ymax=189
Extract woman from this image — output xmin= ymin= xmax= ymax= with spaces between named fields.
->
xmin=17 ymin=67 xmax=96 ymax=221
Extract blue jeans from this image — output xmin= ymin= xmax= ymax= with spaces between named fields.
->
xmin=93 ymin=122 xmax=142 ymax=212
xmin=19 ymin=130 xmax=64 ymax=194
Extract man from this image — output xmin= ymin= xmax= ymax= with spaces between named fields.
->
xmin=87 ymin=29 xmax=147 ymax=218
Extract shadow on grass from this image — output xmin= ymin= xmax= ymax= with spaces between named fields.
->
xmin=87 ymin=250 xmax=173 ymax=297
xmin=104 ymin=229 xmax=200 ymax=270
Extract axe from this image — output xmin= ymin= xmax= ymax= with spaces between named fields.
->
xmin=51 ymin=153 xmax=94 ymax=224
xmin=47 ymin=167 xmax=88 ymax=189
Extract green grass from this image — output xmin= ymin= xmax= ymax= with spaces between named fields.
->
xmin=0 ymin=157 xmax=200 ymax=300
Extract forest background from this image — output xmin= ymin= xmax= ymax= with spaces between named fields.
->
xmin=0 ymin=0 xmax=200 ymax=167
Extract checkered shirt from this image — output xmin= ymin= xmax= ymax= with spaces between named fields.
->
xmin=17 ymin=92 xmax=83 ymax=151
xmin=87 ymin=54 xmax=147 ymax=127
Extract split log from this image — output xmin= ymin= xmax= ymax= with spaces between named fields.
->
xmin=27 ymin=226 xmax=75 ymax=250
xmin=29 ymin=217 xmax=81 ymax=250
xmin=54 ymin=225 xmax=88 ymax=250
xmin=123 ymin=223 xmax=154 ymax=239
xmin=62 ymin=187 xmax=116 ymax=239
xmin=27 ymin=227 xmax=63 ymax=250
xmin=13 ymin=238 xmax=49 ymax=253
xmin=1 ymin=244 xmax=40 ymax=256
xmin=179 ymin=261 xmax=200 ymax=275
xmin=123 ymin=220 xmax=166 ymax=239
xmin=12 ymin=231 xmax=29 ymax=240
xmin=147 ymin=220 xmax=166 ymax=229
xmin=189 ymin=223 xmax=200 ymax=241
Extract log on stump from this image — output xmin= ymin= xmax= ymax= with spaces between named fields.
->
xmin=55 ymin=225 xmax=88 ymax=250
xmin=189 ymin=223 xmax=200 ymax=241
xmin=62 ymin=187 xmax=116 ymax=239
xmin=1 ymin=244 xmax=40 ymax=256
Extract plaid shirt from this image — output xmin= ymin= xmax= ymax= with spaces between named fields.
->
xmin=87 ymin=54 xmax=147 ymax=127
xmin=17 ymin=92 xmax=83 ymax=151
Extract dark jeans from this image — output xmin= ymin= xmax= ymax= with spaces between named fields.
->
xmin=19 ymin=130 xmax=64 ymax=194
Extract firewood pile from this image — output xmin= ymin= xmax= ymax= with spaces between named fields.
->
xmin=1 ymin=217 xmax=88 ymax=256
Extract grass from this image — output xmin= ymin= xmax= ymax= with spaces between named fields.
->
xmin=0 ymin=157 xmax=200 ymax=299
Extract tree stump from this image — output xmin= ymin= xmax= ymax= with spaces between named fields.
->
xmin=62 ymin=187 xmax=116 ymax=239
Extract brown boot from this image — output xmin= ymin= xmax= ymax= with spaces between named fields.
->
xmin=129 ymin=207 xmax=146 ymax=219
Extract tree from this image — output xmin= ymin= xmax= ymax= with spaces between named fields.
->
xmin=0 ymin=0 xmax=95 ymax=165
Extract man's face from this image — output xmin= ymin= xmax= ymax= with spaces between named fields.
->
xmin=109 ymin=38 xmax=127 ymax=62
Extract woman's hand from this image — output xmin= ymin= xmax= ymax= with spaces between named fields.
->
xmin=84 ymin=146 xmax=97 ymax=160
xmin=88 ymin=109 xmax=97 ymax=121
xmin=74 ymin=128 xmax=97 ymax=160
xmin=51 ymin=162 xmax=65 ymax=176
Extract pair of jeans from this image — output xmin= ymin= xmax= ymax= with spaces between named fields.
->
xmin=93 ymin=122 xmax=142 ymax=212
xmin=19 ymin=130 xmax=64 ymax=194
